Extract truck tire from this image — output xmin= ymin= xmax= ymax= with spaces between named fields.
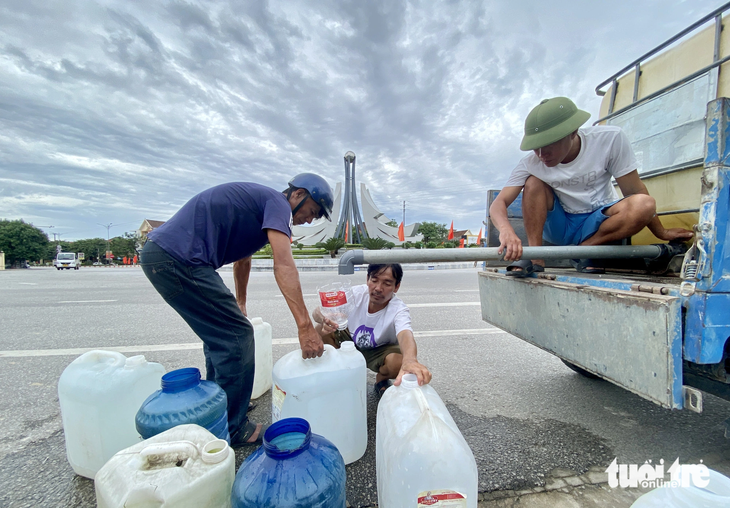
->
xmin=56 ymin=267 xmax=60 ymax=271
xmin=561 ymin=359 xmax=601 ymax=379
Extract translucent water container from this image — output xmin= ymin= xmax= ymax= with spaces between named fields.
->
xmin=57 ymin=350 xmax=165 ymax=479
xmin=95 ymin=424 xmax=235 ymax=508
xmin=630 ymin=467 xmax=730 ymax=507
xmin=231 ymin=417 xmax=346 ymax=508
xmin=317 ymin=281 xmax=354 ymax=330
xmin=250 ymin=317 xmax=272 ymax=399
xmin=136 ymin=367 xmax=230 ymax=443
xmin=376 ymin=374 xmax=478 ymax=507
xmin=272 ymin=343 xmax=366 ymax=464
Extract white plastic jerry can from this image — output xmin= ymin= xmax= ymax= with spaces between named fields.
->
xmin=250 ymin=317 xmax=272 ymax=400
xmin=630 ymin=467 xmax=730 ymax=508
xmin=57 ymin=350 xmax=165 ymax=479
xmin=376 ymin=374 xmax=478 ymax=508
xmin=95 ymin=424 xmax=235 ymax=508
xmin=272 ymin=342 xmax=367 ymax=464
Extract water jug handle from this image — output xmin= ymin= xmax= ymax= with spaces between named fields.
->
xmin=79 ymin=350 xmax=126 ymax=368
xmin=140 ymin=440 xmax=199 ymax=464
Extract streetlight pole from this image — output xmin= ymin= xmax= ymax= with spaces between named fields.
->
xmin=97 ymin=223 xmax=120 ymax=264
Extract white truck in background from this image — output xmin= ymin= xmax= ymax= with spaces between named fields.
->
xmin=54 ymin=252 xmax=80 ymax=270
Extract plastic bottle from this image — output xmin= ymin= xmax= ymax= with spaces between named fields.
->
xmin=630 ymin=467 xmax=730 ymax=507
xmin=272 ymin=343 xmax=366 ymax=464
xmin=57 ymin=350 xmax=165 ymax=479
xmin=376 ymin=374 xmax=478 ymax=508
xmin=95 ymin=424 xmax=235 ymax=508
xmin=317 ymin=281 xmax=354 ymax=330
xmin=231 ymin=417 xmax=346 ymax=508
xmin=136 ymin=367 xmax=230 ymax=443
xmin=250 ymin=317 xmax=273 ymax=399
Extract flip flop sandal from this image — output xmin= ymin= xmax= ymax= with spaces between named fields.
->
xmin=505 ymin=260 xmax=544 ymax=278
xmin=571 ymin=259 xmax=605 ymax=274
xmin=231 ymin=420 xmax=268 ymax=448
xmin=247 ymin=401 xmax=257 ymax=412
xmin=374 ymin=379 xmax=391 ymax=397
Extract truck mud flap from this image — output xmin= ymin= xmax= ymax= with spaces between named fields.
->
xmin=478 ymin=271 xmax=683 ymax=409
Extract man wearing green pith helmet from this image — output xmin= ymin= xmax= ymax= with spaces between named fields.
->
xmin=489 ymin=96 xmax=693 ymax=276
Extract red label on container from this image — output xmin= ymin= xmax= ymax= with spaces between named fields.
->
xmin=417 ymin=490 xmax=466 ymax=507
xmin=319 ymin=291 xmax=347 ymax=307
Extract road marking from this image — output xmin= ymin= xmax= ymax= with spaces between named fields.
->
xmin=409 ymin=302 xmax=480 ymax=308
xmin=18 ymin=283 xmax=38 ymax=285
xmin=0 ymin=328 xmax=502 ymax=358
xmin=59 ymin=300 xmax=118 ymax=303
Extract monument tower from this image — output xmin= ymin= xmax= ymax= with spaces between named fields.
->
xmin=334 ymin=151 xmax=367 ymax=243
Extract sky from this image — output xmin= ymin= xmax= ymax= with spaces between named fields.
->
xmin=0 ymin=0 xmax=725 ymax=241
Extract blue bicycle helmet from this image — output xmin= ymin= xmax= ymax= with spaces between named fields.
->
xmin=287 ymin=173 xmax=334 ymax=221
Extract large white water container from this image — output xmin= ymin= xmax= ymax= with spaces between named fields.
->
xmin=630 ymin=467 xmax=730 ymax=507
xmin=95 ymin=424 xmax=235 ymax=508
xmin=250 ymin=317 xmax=272 ymax=399
xmin=376 ymin=374 xmax=478 ymax=508
xmin=272 ymin=342 xmax=367 ymax=464
xmin=58 ymin=350 xmax=165 ymax=479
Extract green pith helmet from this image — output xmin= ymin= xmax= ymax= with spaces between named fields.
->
xmin=520 ymin=97 xmax=590 ymax=151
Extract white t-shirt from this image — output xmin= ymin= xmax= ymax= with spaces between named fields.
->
xmin=347 ymin=284 xmax=412 ymax=350
xmin=504 ymin=126 xmax=637 ymax=214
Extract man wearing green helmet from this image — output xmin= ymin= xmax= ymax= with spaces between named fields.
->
xmin=489 ymin=97 xmax=693 ymax=276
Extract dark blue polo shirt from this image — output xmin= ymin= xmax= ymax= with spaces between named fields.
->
xmin=148 ymin=182 xmax=292 ymax=269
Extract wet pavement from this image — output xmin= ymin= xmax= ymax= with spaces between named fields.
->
xmin=1 ymin=267 xmax=729 ymax=507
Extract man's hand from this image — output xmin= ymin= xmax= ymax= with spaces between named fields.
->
xmin=655 ymin=227 xmax=694 ymax=242
xmin=498 ymin=229 xmax=523 ymax=261
xmin=394 ymin=359 xmax=432 ymax=386
xmin=318 ymin=316 xmax=339 ymax=336
xmin=299 ymin=326 xmax=325 ymax=359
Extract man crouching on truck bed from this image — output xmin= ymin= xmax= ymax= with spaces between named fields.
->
xmin=489 ymin=96 xmax=693 ymax=277
xmin=312 ymin=263 xmax=432 ymax=397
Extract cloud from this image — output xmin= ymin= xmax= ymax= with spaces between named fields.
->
xmin=0 ymin=0 xmax=724 ymax=238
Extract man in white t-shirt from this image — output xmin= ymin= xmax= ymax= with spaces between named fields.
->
xmin=312 ymin=263 xmax=432 ymax=396
xmin=489 ymin=96 xmax=693 ymax=276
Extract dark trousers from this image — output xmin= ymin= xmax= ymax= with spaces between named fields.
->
xmin=140 ymin=240 xmax=254 ymax=443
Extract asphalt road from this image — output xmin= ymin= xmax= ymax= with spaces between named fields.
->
xmin=0 ymin=266 xmax=729 ymax=507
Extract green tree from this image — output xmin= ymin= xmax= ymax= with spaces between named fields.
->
xmin=385 ymin=219 xmax=398 ymax=228
xmin=362 ymin=237 xmax=388 ymax=250
xmin=316 ymin=237 xmax=346 ymax=258
xmin=417 ymin=222 xmax=448 ymax=244
xmin=0 ymin=220 xmax=50 ymax=264
xmin=109 ymin=232 xmax=138 ymax=259
xmin=70 ymin=238 xmax=107 ymax=263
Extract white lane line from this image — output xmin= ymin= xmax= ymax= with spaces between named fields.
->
xmin=409 ymin=302 xmax=480 ymax=308
xmin=0 ymin=328 xmax=502 ymax=358
xmin=453 ymin=289 xmax=478 ymax=292
xmin=59 ymin=300 xmax=118 ymax=304
xmin=18 ymin=283 xmax=38 ymax=285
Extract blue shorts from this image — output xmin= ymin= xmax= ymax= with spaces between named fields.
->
xmin=543 ymin=197 xmax=622 ymax=246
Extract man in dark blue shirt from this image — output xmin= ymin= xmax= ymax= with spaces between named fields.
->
xmin=140 ymin=174 xmax=334 ymax=447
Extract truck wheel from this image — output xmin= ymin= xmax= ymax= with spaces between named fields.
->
xmin=56 ymin=267 xmax=60 ymax=271
xmin=561 ymin=359 xmax=601 ymax=379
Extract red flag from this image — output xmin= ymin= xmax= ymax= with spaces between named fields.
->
xmin=459 ymin=238 xmax=465 ymax=248
xmin=398 ymin=222 xmax=405 ymax=242
xmin=447 ymin=221 xmax=454 ymax=240
xmin=345 ymin=222 xmax=350 ymax=243
xmin=477 ymin=227 xmax=482 ymax=245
